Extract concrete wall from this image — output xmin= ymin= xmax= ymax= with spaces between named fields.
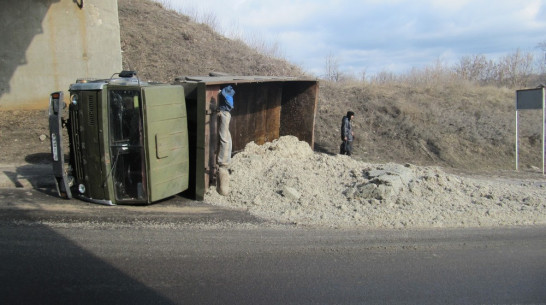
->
xmin=0 ymin=0 xmax=122 ymax=110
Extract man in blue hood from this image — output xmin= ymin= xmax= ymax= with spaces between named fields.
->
xmin=217 ymin=85 xmax=235 ymax=167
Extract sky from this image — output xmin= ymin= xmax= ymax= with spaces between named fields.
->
xmin=162 ymin=0 xmax=546 ymax=77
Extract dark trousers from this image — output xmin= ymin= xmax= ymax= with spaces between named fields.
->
xmin=340 ymin=140 xmax=353 ymax=156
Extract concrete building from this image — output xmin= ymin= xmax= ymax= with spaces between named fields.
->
xmin=0 ymin=0 xmax=122 ymax=109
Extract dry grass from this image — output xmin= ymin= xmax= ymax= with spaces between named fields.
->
xmin=118 ymin=0 xmax=305 ymax=82
xmin=316 ymin=81 xmax=542 ymax=171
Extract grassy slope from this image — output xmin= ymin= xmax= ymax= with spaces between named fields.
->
xmin=119 ymin=0 xmax=543 ymax=171
xmin=118 ymin=0 xmax=304 ymax=82
xmin=315 ymin=82 xmax=538 ymax=170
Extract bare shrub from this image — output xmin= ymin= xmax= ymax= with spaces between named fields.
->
xmin=536 ymin=41 xmax=546 ymax=75
xmin=244 ymin=33 xmax=284 ymax=59
xmin=453 ymin=50 xmax=536 ymax=88
xmin=369 ymin=70 xmax=397 ymax=85
xmin=400 ymin=59 xmax=457 ymax=87
xmin=495 ymin=49 xmax=535 ymax=88
xmin=324 ymin=52 xmax=341 ymax=82
xmin=455 ymin=54 xmax=492 ymax=83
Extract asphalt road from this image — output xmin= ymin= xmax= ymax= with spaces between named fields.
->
xmin=1 ymin=188 xmax=545 ymax=305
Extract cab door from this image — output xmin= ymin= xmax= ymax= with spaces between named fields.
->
xmin=108 ymin=88 xmax=146 ymax=203
xmin=142 ymin=85 xmax=189 ymax=202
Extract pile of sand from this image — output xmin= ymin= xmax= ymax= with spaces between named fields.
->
xmin=205 ymin=136 xmax=546 ymax=229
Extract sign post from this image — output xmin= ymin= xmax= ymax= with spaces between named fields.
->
xmin=515 ymin=87 xmax=545 ymax=174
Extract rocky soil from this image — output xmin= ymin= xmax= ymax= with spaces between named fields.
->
xmin=205 ymin=136 xmax=546 ymax=229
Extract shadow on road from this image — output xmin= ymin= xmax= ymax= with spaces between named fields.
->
xmin=0 ymin=209 xmax=177 ymax=304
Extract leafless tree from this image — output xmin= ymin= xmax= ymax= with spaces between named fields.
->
xmin=496 ymin=49 xmax=534 ymax=88
xmin=324 ymin=52 xmax=341 ymax=82
xmin=455 ymin=54 xmax=490 ymax=83
xmin=370 ymin=70 xmax=397 ymax=84
xmin=536 ymin=40 xmax=546 ymax=75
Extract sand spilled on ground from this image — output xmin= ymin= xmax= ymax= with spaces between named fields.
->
xmin=205 ymin=136 xmax=546 ymax=229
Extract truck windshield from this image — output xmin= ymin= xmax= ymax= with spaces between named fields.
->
xmin=108 ymin=89 xmax=147 ymax=202
xmin=109 ymin=90 xmax=142 ymax=145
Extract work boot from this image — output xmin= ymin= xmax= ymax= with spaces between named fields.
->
xmin=217 ymin=166 xmax=230 ymax=195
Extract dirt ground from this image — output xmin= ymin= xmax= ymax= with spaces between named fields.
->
xmin=0 ymin=110 xmax=51 ymax=165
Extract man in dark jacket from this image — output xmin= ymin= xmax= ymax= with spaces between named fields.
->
xmin=340 ymin=111 xmax=354 ymax=155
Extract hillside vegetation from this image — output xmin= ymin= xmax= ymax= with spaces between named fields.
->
xmin=119 ymin=0 xmax=543 ymax=172
xmin=119 ymin=0 xmax=304 ymax=81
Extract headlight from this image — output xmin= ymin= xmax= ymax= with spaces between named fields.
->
xmin=78 ymin=184 xmax=86 ymax=194
xmin=71 ymin=94 xmax=79 ymax=105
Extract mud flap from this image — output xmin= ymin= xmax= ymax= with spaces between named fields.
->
xmin=49 ymin=91 xmax=72 ymax=199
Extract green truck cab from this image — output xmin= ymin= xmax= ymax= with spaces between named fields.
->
xmin=50 ymin=72 xmax=188 ymax=205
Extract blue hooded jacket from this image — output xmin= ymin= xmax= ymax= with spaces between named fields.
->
xmin=220 ymin=85 xmax=235 ymax=111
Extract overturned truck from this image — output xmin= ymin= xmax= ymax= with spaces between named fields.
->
xmin=49 ymin=72 xmax=318 ymax=205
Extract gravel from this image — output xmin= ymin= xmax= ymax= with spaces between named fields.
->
xmin=205 ymin=136 xmax=546 ymax=229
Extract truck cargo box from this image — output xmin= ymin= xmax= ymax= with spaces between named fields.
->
xmin=176 ymin=75 xmax=319 ymax=200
